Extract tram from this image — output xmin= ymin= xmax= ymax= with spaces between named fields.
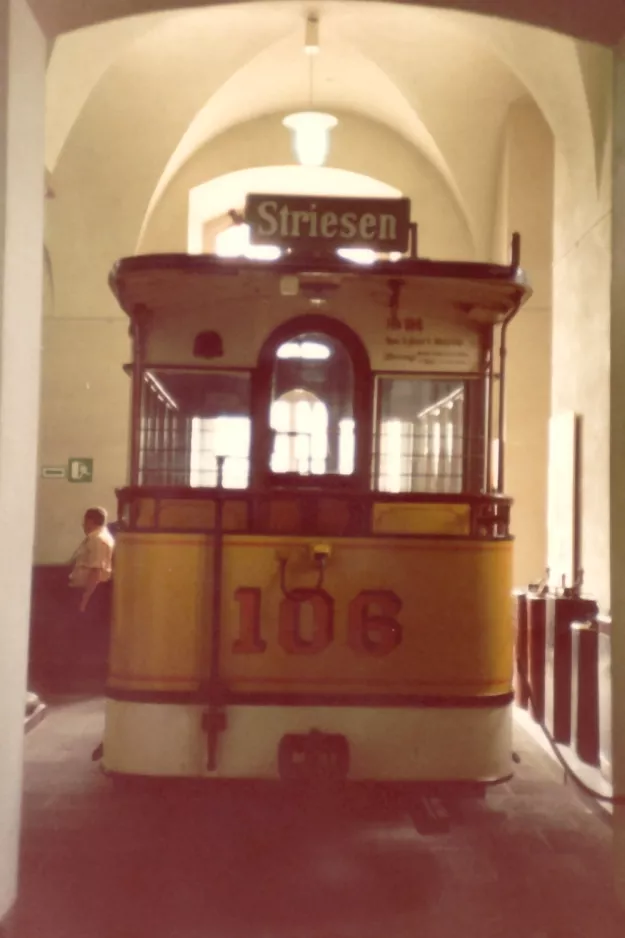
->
xmin=103 ymin=193 xmax=531 ymax=786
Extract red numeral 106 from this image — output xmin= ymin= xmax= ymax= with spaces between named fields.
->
xmin=232 ymin=588 xmax=402 ymax=657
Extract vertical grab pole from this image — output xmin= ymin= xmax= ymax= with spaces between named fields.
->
xmin=205 ymin=456 xmax=227 ymax=771
xmin=484 ymin=336 xmax=493 ymax=494
xmin=129 ymin=308 xmax=146 ymax=487
xmin=498 ymin=233 xmax=523 ymax=494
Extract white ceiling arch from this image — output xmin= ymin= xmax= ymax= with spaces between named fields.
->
xmin=45 ymin=11 xmax=177 ymax=172
xmin=141 ymin=7 xmax=485 ymax=251
xmin=153 ymin=23 xmax=458 ymax=207
xmin=44 ymin=0 xmax=610 ymax=326
xmin=135 ymin=109 xmax=477 ymax=260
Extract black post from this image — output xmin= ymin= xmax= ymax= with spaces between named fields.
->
xmin=205 ymin=456 xmax=227 ymax=771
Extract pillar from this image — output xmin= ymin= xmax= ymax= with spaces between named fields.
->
xmin=611 ymin=46 xmax=625 ymax=905
xmin=0 ymin=0 xmax=46 ymax=927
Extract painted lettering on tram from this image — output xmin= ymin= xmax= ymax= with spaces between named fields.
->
xmin=233 ymin=588 xmax=402 ymax=656
xmin=253 ymin=200 xmax=397 ymax=244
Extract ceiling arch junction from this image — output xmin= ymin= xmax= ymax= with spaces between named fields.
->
xmin=44 ymin=0 xmax=613 ymax=294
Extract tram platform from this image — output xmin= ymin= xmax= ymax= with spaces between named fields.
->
xmin=12 ymin=697 xmax=625 ymax=938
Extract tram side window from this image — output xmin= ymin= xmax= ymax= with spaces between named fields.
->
xmin=139 ymin=370 xmax=251 ymax=489
xmin=375 ymin=378 xmax=465 ymax=493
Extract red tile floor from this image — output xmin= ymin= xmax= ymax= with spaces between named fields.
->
xmin=12 ymin=698 xmax=625 ymax=938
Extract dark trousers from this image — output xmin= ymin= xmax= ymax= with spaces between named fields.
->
xmin=64 ymin=582 xmax=113 ymax=691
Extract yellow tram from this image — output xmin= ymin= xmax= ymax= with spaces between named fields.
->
xmin=103 ymin=193 xmax=531 ymax=786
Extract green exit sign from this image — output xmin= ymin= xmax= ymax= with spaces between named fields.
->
xmin=68 ymin=458 xmax=93 ymax=483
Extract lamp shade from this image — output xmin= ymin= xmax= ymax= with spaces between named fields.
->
xmin=282 ymin=111 xmax=338 ymax=167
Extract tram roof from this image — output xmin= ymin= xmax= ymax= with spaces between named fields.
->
xmin=110 ymin=252 xmax=532 ymax=325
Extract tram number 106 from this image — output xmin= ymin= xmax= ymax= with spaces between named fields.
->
xmin=232 ymin=588 xmax=402 ymax=657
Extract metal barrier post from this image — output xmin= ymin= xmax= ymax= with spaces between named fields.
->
xmin=571 ymin=619 xmax=600 ymax=766
xmin=513 ymin=589 xmax=529 ymax=709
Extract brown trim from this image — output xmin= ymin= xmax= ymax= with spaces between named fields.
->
xmin=372 ymin=369 xmax=495 ymax=380
xmin=115 ymin=484 xmax=511 ymax=507
xmin=110 ymin=530 xmax=513 ymax=546
xmin=143 ymin=363 xmax=252 ymax=374
xmin=115 ymin=485 xmax=512 ymax=540
xmin=105 ymin=687 xmax=514 ymax=708
xmin=110 ymin=252 xmax=531 ymax=310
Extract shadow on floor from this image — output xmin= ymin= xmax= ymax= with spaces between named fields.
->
xmin=14 ymin=698 xmax=625 ymax=938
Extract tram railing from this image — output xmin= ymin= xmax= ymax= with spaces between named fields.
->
xmin=115 ymin=483 xmax=512 ymax=540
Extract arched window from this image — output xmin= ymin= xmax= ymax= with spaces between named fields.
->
xmin=267 ymin=333 xmax=355 ymax=478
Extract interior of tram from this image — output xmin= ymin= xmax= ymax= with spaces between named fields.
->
xmin=138 ymin=329 xmax=483 ymax=496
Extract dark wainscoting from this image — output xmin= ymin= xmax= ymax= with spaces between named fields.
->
xmin=29 ymin=565 xmax=111 ymax=696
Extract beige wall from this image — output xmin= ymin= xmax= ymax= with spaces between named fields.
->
xmin=551 ymin=82 xmax=613 ymax=609
xmin=35 ymin=318 xmax=130 ymax=563
xmin=0 ymin=0 xmax=46 ymax=923
xmin=497 ymin=98 xmax=554 ymax=588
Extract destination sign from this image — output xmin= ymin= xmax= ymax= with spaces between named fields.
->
xmin=245 ymin=194 xmax=411 ymax=253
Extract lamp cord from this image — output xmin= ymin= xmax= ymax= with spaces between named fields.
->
xmin=308 ymin=53 xmax=314 ymax=108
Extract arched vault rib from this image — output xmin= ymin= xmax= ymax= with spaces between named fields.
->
xmin=139 ymin=24 xmax=476 ymax=254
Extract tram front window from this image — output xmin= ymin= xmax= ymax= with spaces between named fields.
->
xmin=139 ymin=370 xmax=251 ymax=488
xmin=376 ymin=377 xmax=465 ymax=494
xmin=269 ymin=334 xmax=355 ymax=477
xmin=190 ymin=416 xmax=250 ymax=488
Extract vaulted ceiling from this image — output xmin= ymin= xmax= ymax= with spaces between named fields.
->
xmin=42 ymin=0 xmax=613 ymax=327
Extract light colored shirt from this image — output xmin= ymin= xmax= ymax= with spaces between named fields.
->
xmin=69 ymin=526 xmax=115 ymax=589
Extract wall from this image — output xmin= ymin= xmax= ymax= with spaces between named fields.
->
xmin=551 ymin=66 xmax=613 ymax=609
xmin=0 ymin=0 xmax=46 ymax=923
xmin=35 ymin=318 xmax=130 ymax=563
xmin=495 ymin=97 xmax=554 ymax=587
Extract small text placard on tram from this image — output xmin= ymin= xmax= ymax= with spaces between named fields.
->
xmin=245 ymin=194 xmax=411 ymax=253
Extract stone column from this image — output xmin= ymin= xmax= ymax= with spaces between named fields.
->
xmin=0 ymin=0 xmax=46 ymax=926
xmin=611 ymin=45 xmax=625 ymax=906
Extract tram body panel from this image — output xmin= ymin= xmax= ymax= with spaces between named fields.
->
xmin=220 ymin=535 xmax=513 ymax=699
xmin=109 ymin=534 xmax=210 ymax=693
xmin=105 ymin=223 xmax=532 ymax=784
xmin=102 ymin=701 xmax=512 ymax=781
xmin=108 ymin=532 xmax=513 ymax=700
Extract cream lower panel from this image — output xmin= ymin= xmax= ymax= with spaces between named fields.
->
xmin=103 ymin=701 xmax=513 ymax=782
